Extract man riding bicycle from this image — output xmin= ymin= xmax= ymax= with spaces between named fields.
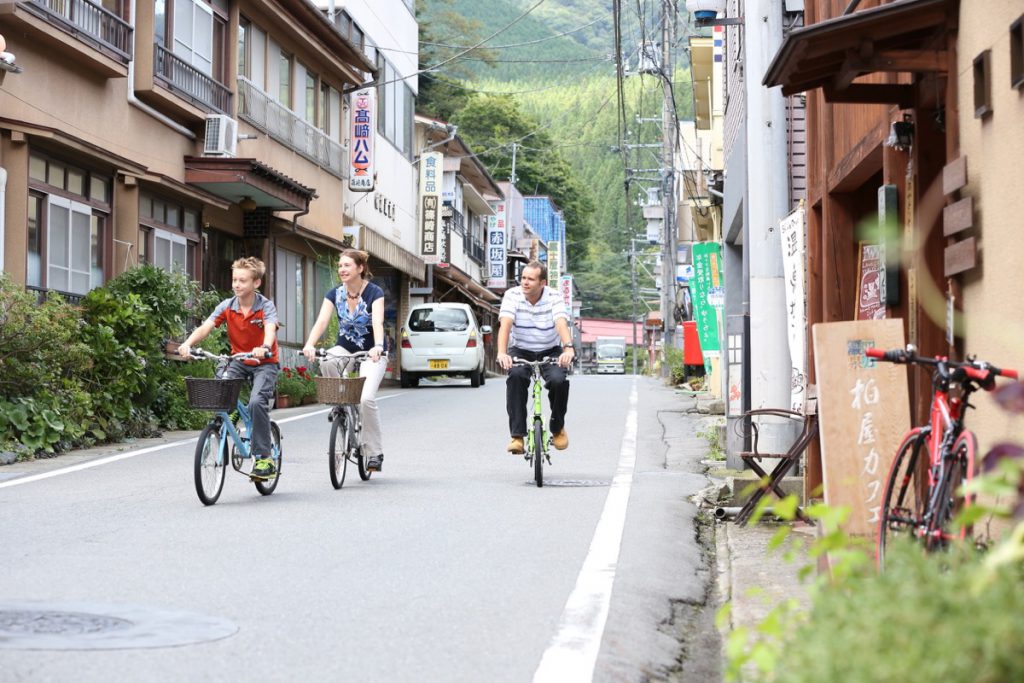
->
xmin=496 ymin=260 xmax=575 ymax=455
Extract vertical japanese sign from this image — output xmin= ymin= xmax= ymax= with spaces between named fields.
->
xmin=487 ymin=200 xmax=507 ymax=289
xmin=812 ymin=319 xmax=909 ymax=536
xmin=348 ymin=89 xmax=375 ymax=192
xmin=855 ymin=242 xmax=885 ymax=320
xmin=419 ymin=152 xmax=442 ymax=264
xmin=691 ymin=242 xmax=722 ymax=355
xmin=780 ymin=207 xmax=808 ymax=411
xmin=547 ymin=241 xmax=561 ymax=282
xmin=560 ymin=275 xmax=573 ymax=319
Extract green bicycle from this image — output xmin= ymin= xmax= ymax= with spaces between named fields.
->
xmin=512 ymin=357 xmax=559 ymax=487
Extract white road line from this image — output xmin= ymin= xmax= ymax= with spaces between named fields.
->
xmin=533 ymin=380 xmax=639 ymax=683
xmin=0 ymin=394 xmax=403 ymax=490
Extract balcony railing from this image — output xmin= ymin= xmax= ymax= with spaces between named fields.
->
xmin=26 ymin=285 xmax=85 ymax=306
xmin=27 ymin=0 xmax=133 ymax=61
xmin=467 ymin=236 xmax=485 ymax=265
xmin=237 ymin=77 xmax=346 ymax=179
xmin=154 ymin=44 xmax=231 ymax=114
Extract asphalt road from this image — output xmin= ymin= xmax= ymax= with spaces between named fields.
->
xmin=0 ymin=375 xmax=718 ymax=682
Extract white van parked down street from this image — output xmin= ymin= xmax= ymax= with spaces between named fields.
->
xmin=399 ymin=303 xmax=491 ymax=388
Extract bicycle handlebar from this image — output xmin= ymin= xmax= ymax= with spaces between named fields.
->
xmin=511 ymin=357 xmax=559 ymax=367
xmin=314 ymin=349 xmax=372 ymax=360
xmin=864 ymin=346 xmax=1019 ymax=387
xmin=187 ymin=348 xmax=254 ymax=361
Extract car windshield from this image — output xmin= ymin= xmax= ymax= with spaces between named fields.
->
xmin=597 ymin=345 xmax=624 ymax=359
xmin=409 ymin=308 xmax=470 ymax=332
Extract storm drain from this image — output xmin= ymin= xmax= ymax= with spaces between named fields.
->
xmin=527 ymin=479 xmax=611 ymax=487
xmin=0 ymin=601 xmax=237 ymax=650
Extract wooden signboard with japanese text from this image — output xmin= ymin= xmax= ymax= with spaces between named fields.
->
xmin=812 ymin=319 xmax=910 ymax=536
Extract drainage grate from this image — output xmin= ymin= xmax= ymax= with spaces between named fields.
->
xmin=0 ymin=610 xmax=132 ymax=636
xmin=527 ymin=479 xmax=611 ymax=487
xmin=0 ymin=601 xmax=237 ymax=650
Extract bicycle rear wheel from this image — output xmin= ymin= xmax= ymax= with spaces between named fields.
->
xmin=877 ymin=428 xmax=928 ymax=568
xmin=254 ymin=422 xmax=282 ymax=495
xmin=928 ymin=430 xmax=978 ymax=549
xmin=351 ymin=408 xmax=372 ymax=481
xmin=533 ymin=420 xmax=544 ymax=488
xmin=329 ymin=410 xmax=349 ymax=489
xmin=194 ymin=423 xmax=226 ymax=506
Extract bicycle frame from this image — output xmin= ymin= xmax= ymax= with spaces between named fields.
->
xmin=525 ymin=365 xmax=549 ymax=458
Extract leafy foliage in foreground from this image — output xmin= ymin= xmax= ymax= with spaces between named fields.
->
xmin=0 ymin=268 xmax=224 ymax=458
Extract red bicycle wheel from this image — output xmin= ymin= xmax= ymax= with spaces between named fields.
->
xmin=877 ymin=427 xmax=928 ymax=569
xmin=927 ymin=430 xmax=978 ymax=549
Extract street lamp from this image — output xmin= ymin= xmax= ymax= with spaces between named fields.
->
xmin=685 ymin=0 xmax=744 ymax=27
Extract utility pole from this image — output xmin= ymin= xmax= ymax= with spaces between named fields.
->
xmin=659 ymin=0 xmax=676 ymax=375
xmin=509 ymin=142 xmax=519 ymax=185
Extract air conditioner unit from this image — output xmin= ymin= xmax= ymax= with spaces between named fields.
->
xmin=203 ymin=114 xmax=237 ymax=157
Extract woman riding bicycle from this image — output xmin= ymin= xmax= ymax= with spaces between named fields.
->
xmin=302 ymin=249 xmax=388 ymax=473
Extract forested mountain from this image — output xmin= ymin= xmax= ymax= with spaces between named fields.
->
xmin=417 ymin=0 xmax=693 ymax=319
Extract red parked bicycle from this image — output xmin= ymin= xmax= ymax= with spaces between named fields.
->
xmin=867 ymin=345 xmax=1018 ymax=569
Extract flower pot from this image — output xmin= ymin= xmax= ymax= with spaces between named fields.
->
xmin=302 ymin=394 xmax=317 ymax=405
xmin=275 ymin=395 xmax=292 ymax=409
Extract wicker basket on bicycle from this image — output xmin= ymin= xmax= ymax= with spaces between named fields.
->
xmin=315 ymin=376 xmax=365 ymax=405
xmin=185 ymin=377 xmax=246 ymax=411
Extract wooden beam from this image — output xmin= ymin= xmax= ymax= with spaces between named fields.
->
xmin=833 ymin=42 xmax=874 ymax=91
xmin=823 ymin=84 xmax=915 ymax=107
xmin=942 ymin=156 xmax=968 ymax=195
xmin=942 ymin=197 xmax=973 ymax=236
xmin=944 ymin=237 xmax=977 ymax=276
xmin=873 ymin=50 xmax=948 ymax=73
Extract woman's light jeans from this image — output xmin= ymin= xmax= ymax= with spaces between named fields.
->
xmin=321 ymin=347 xmax=387 ymax=457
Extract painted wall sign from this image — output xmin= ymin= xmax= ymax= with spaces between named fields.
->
xmin=348 ymin=89 xmax=375 ymax=192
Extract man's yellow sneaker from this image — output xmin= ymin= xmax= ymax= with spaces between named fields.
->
xmin=507 ymin=437 xmax=525 ymax=454
xmin=552 ymin=430 xmax=569 ymax=450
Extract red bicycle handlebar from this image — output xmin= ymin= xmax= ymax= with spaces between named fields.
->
xmin=865 ymin=347 xmax=885 ymax=359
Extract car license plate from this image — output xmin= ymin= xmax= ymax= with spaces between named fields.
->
xmin=429 ymin=359 xmax=449 ymax=370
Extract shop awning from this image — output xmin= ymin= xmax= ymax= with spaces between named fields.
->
xmin=184 ymin=157 xmax=316 ymax=211
xmin=434 ymin=265 xmax=501 ymax=314
xmin=352 ymin=224 xmax=426 ymax=281
xmin=763 ymin=0 xmax=952 ymax=105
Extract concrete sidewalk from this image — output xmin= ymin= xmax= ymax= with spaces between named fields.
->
xmin=676 ymin=389 xmax=814 ymax=681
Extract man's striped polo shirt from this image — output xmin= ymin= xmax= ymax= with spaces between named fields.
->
xmin=499 ymin=285 xmax=568 ymax=352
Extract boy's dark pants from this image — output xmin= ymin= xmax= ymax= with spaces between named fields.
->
xmin=223 ymin=360 xmax=280 ymax=457
xmin=506 ymin=346 xmax=570 ymax=437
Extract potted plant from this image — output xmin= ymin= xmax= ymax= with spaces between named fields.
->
xmin=295 ymin=365 xmax=318 ymax=405
xmin=275 ymin=369 xmax=306 ymax=409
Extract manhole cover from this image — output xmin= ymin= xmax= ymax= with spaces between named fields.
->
xmin=0 ymin=601 xmax=237 ymax=650
xmin=526 ymin=479 xmax=611 ymax=487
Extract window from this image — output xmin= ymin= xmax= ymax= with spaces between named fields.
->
xmin=172 ymin=0 xmax=214 ymax=76
xmin=139 ymin=190 xmax=199 ymax=278
xmin=27 ymin=154 xmax=111 ymax=294
xmin=279 ymin=51 xmax=293 ymax=108
xmin=304 ymin=65 xmax=317 ymax=123
xmin=1012 ymin=15 xmax=1024 ymax=90
xmin=375 ymin=55 xmax=415 ymax=158
xmin=275 ymin=247 xmax=305 ymax=344
xmin=320 ymin=81 xmax=330 ymax=132
xmin=973 ymin=49 xmax=992 ymax=118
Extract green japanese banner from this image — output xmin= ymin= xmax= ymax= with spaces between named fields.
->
xmin=691 ymin=242 xmax=722 ymax=355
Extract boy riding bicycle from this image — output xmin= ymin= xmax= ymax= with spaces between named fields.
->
xmin=178 ymin=257 xmax=280 ymax=478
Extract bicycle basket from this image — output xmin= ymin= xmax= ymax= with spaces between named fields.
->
xmin=185 ymin=377 xmax=246 ymax=411
xmin=315 ymin=376 xmax=365 ymax=405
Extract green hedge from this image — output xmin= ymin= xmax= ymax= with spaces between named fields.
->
xmin=0 ymin=268 xmax=225 ymax=459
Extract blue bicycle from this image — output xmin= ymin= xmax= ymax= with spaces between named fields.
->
xmin=185 ymin=349 xmax=283 ymax=505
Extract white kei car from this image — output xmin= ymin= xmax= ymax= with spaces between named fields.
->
xmin=399 ymin=303 xmax=491 ymax=388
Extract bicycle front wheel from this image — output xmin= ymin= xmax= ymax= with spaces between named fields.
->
xmin=533 ymin=420 xmax=544 ymax=488
xmin=254 ymin=422 xmax=282 ymax=495
xmin=928 ymin=430 xmax=978 ymax=549
xmin=329 ymin=410 xmax=349 ymax=489
xmin=877 ymin=428 xmax=928 ymax=568
xmin=194 ymin=423 xmax=226 ymax=506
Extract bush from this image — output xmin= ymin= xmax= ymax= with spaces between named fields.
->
xmin=772 ymin=542 xmax=1024 ymax=683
